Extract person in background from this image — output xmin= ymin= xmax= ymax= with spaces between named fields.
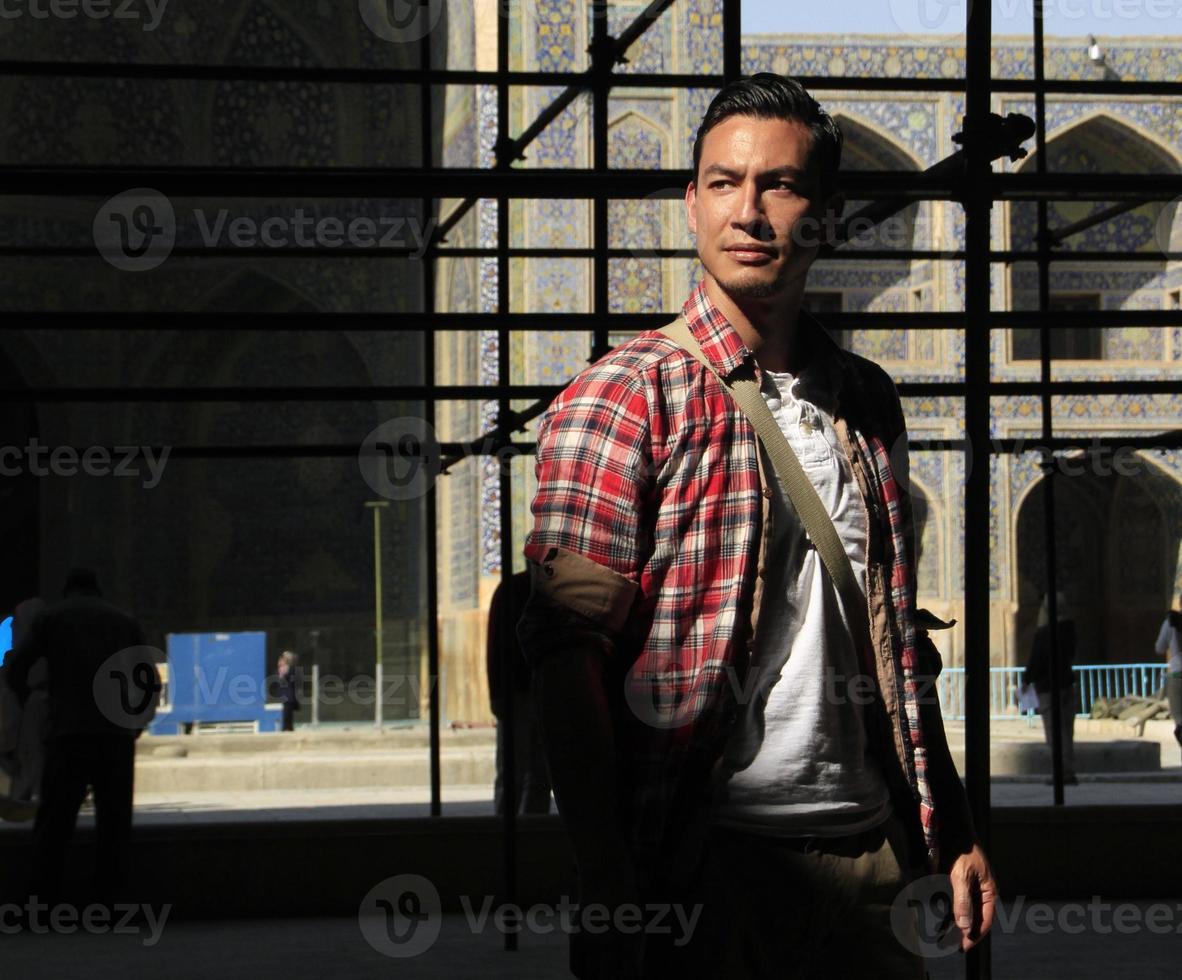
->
xmin=277 ymin=651 xmax=303 ymax=733
xmin=6 ymin=569 xmax=158 ymax=904
xmin=1023 ymin=591 xmax=1078 ymax=785
xmin=7 ymin=599 xmax=49 ymax=807
xmin=487 ymin=570 xmax=551 ymax=815
xmin=1154 ymin=598 xmax=1182 ymax=758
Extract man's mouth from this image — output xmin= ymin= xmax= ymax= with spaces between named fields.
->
xmin=724 ymin=244 xmax=776 ymax=262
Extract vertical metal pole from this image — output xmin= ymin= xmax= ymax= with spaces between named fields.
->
xmin=421 ymin=1 xmax=442 ymax=816
xmin=311 ymin=664 xmax=320 ymax=727
xmin=963 ymin=0 xmax=993 ymax=977
xmin=722 ymin=0 xmax=742 ymax=83
xmin=367 ymin=501 xmax=388 ymax=728
xmin=591 ymin=0 xmax=610 ymax=364
xmin=1033 ymin=0 xmax=1066 ymax=806
xmin=496 ymin=0 xmax=518 ymax=954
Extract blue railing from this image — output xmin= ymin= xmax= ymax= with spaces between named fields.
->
xmin=936 ymin=664 xmax=1168 ymax=721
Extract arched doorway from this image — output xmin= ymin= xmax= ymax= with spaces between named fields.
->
xmin=1015 ymin=457 xmax=1182 ymax=666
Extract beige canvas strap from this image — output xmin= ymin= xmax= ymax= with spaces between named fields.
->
xmin=658 ymin=315 xmax=872 ymax=655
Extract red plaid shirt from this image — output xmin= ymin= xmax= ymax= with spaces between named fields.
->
xmin=520 ymin=281 xmax=974 ymax=882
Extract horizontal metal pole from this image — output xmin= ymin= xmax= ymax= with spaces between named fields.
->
xmin=6 ymin=244 xmax=1182 ymax=263
xmin=0 ymin=245 xmax=969 ymax=262
xmin=13 ymin=433 xmax=1178 ymax=459
xmin=0 ymin=59 xmax=724 ymax=87
xmin=5 ymin=167 xmax=1180 ymax=200
xmin=992 ymin=250 xmax=1182 ymax=264
xmin=992 ymin=173 xmax=1182 ymax=201
xmin=0 ymin=246 xmax=963 ymax=262
xmin=6 ymin=378 xmax=1180 ymax=404
xmin=4 ymin=311 xmax=1180 ymax=332
xmin=4 ymin=61 xmax=1180 ymax=97
xmin=898 ymin=380 xmax=1182 ymax=397
xmin=0 ymin=167 xmax=954 ymax=199
xmin=0 ymin=385 xmax=560 ymax=403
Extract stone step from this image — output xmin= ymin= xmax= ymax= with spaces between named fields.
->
xmin=137 ymin=725 xmax=496 ymax=756
xmin=947 ymin=738 xmax=1161 ymax=775
xmin=135 ymin=746 xmax=497 ymax=793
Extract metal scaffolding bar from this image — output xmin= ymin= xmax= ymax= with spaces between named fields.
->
xmin=6 ymin=58 xmax=1182 ymax=97
xmin=963 ymin=1 xmax=993 ymax=976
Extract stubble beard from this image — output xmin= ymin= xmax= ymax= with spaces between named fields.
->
xmin=713 ymin=273 xmax=784 ymax=300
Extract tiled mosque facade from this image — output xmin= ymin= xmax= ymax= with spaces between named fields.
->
xmin=0 ymin=1 xmax=1178 ymax=725
xmin=437 ymin=2 xmax=1182 ymax=721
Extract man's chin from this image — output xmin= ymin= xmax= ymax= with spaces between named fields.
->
xmin=713 ymin=274 xmax=785 ymax=301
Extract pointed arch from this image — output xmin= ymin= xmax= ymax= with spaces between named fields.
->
xmin=1012 ymin=452 xmax=1182 ymax=665
xmin=832 ymin=113 xmax=925 ymax=173
xmin=814 ymin=113 xmax=925 ymax=354
xmin=607 ymin=109 xmax=669 ymax=170
xmin=1017 ymin=110 xmax=1182 ymax=175
xmin=1007 ymin=111 xmax=1180 ymax=362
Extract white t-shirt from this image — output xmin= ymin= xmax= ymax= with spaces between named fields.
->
xmin=712 ymin=365 xmax=891 ymax=838
xmin=1155 ymin=616 xmax=1182 ymax=674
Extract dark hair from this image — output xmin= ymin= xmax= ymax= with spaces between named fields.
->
xmin=692 ymin=73 xmax=843 ymax=200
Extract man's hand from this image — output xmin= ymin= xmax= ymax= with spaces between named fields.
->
xmin=948 ymin=844 xmax=997 ymax=951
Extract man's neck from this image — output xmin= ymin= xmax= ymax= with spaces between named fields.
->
xmin=702 ymin=275 xmax=807 ymax=374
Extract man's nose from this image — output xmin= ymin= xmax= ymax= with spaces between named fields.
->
xmin=733 ymin=181 xmax=763 ymax=225
xmin=732 ymin=183 xmax=772 ymax=241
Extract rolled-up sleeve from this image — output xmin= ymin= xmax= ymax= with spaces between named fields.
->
xmin=518 ymin=363 xmax=652 ymax=662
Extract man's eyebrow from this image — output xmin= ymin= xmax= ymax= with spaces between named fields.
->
xmin=700 ymin=163 xmax=812 ymax=180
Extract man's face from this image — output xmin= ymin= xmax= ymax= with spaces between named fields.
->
xmin=686 ymin=114 xmax=836 ymax=301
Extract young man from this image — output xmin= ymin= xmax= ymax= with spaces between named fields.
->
xmin=519 ymin=74 xmax=995 ymax=979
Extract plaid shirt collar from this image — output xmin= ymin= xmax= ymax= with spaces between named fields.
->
xmin=681 ymin=280 xmax=850 ymax=416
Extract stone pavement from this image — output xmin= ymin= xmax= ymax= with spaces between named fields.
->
xmin=0 ymin=903 xmax=1177 ymax=979
xmin=0 ymin=774 xmax=1179 ymax=833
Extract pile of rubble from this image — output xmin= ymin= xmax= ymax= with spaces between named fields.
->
xmin=1090 ymin=695 xmax=1171 ymax=735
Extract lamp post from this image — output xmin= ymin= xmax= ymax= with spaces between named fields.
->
xmin=365 ymin=500 xmax=390 ymax=728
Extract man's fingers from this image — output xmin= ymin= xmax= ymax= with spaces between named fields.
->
xmin=952 ymin=869 xmax=974 ymax=932
xmin=977 ymin=877 xmax=997 ymax=937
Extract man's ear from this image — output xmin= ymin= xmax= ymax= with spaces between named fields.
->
xmin=685 ymin=181 xmax=698 ymax=236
